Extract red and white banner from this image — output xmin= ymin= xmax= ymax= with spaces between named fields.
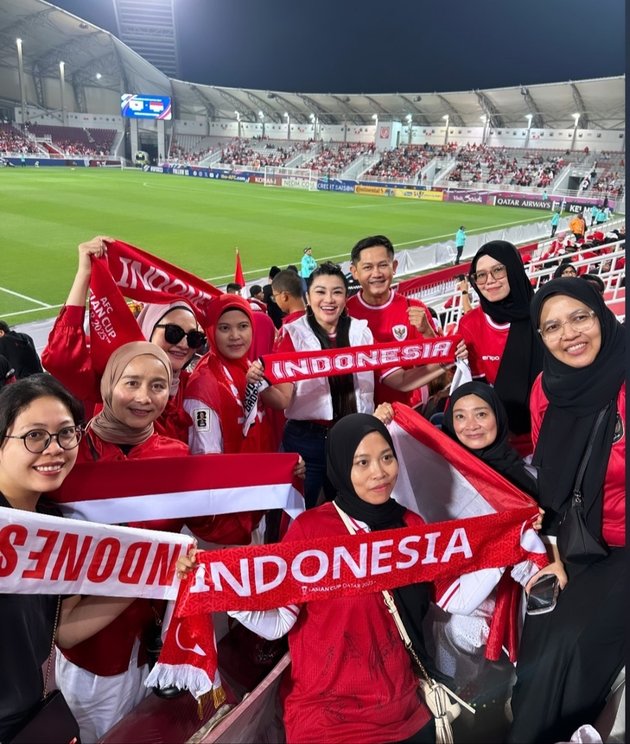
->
xmin=261 ymin=336 xmax=461 ymax=384
xmin=175 ymin=507 xmax=542 ymax=616
xmin=0 ymin=507 xmax=192 ymax=599
xmin=88 ymin=239 xmax=223 ymax=373
xmin=51 ymin=452 xmax=304 ymax=524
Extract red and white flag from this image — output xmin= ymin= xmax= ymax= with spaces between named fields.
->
xmin=88 ymin=238 xmax=223 ymax=373
xmin=386 ymin=402 xmax=545 ymax=660
xmin=50 ymin=452 xmax=304 ymax=524
xmin=234 ymin=248 xmax=246 ymax=296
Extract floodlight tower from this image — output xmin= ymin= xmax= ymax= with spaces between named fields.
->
xmin=442 ymin=114 xmax=449 ymax=146
xmin=571 ymin=112 xmax=580 ymax=151
xmin=525 ymin=113 xmax=533 ymax=149
xmin=16 ymin=38 xmax=26 ymax=128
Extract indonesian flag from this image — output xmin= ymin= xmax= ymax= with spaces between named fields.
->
xmin=387 ymin=402 xmax=544 ymax=660
xmin=234 ymin=248 xmax=246 ymax=296
xmin=50 ymin=452 xmax=304 ymax=524
xmin=88 ymin=238 xmax=223 ymax=374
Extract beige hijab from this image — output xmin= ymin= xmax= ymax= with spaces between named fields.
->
xmin=89 ymin=341 xmax=172 ymax=446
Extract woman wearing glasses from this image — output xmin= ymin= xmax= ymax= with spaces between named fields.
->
xmin=458 ymin=241 xmax=543 ymax=455
xmin=0 ymin=375 xmax=133 ymax=742
xmin=42 ymin=236 xmax=206 ymax=442
xmin=508 ymin=279 xmax=625 ymax=743
xmin=53 ymin=341 xmax=247 ymax=742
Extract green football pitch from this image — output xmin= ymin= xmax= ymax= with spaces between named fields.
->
xmin=0 ymin=167 xmax=546 ymax=323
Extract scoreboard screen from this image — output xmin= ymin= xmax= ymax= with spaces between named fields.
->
xmin=121 ymin=94 xmax=172 ymax=120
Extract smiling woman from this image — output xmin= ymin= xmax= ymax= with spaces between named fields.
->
xmin=0 ymin=376 xmax=135 ymax=743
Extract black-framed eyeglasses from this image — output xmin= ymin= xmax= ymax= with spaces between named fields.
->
xmin=469 ymin=264 xmax=507 ymax=285
xmin=154 ymin=324 xmax=206 ymax=349
xmin=4 ymin=426 xmax=83 ymax=453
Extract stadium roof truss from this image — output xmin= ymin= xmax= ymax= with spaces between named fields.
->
xmin=0 ymin=0 xmax=624 ymax=132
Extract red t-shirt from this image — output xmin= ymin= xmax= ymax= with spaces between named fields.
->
xmin=457 ymin=306 xmax=509 ymax=384
xmin=346 ymin=291 xmax=436 ymax=406
xmin=530 ymin=377 xmax=625 ymax=547
xmin=280 ymin=503 xmax=431 ymax=743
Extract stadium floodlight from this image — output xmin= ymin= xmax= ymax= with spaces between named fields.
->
xmin=258 ymin=110 xmax=264 ymax=119
xmin=406 ymin=114 xmax=412 ymax=123
xmin=16 ymin=39 xmax=26 ymax=128
xmin=572 ymin=113 xmax=581 ymax=123
xmin=309 ymin=113 xmax=315 ymax=122
xmin=95 ymin=72 xmax=102 ymax=80
xmin=525 ymin=113 xmax=533 ymax=124
xmin=59 ymin=61 xmax=66 ymax=127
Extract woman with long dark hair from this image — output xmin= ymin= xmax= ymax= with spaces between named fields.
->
xmin=248 ymin=262 xmax=452 ymax=508
xmin=0 ymin=375 xmax=133 ymax=742
xmin=508 ymin=279 xmax=625 ymax=743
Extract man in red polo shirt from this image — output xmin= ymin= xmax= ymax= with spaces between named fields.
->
xmin=346 ymin=234 xmax=441 ymax=406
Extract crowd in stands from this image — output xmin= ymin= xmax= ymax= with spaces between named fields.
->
xmin=302 ymin=141 xmax=375 ymax=175
xmin=0 ymin=124 xmax=39 ymax=155
xmin=364 ymin=144 xmax=433 ymax=180
xmin=447 ymin=144 xmax=565 ymax=187
xmin=591 ymin=166 xmax=624 ymax=196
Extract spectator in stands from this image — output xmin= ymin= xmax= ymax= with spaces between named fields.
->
xmin=509 ymin=279 xmax=625 ymax=744
xmin=247 ymin=262 xmax=459 ymax=509
xmin=226 ymin=282 xmax=242 ymax=294
xmin=550 ymin=209 xmax=560 ymax=237
xmin=263 ymin=265 xmax=285 ymax=329
xmin=0 ymin=375 xmax=136 ymax=743
xmin=271 ymin=269 xmax=307 ymax=326
xmin=595 ymin=207 xmax=608 ymax=225
xmin=454 ymin=226 xmax=466 ymax=265
xmin=553 ymin=261 xmax=578 ymax=279
xmin=346 ymin=235 xmax=440 ymax=409
xmin=42 ymin=237 xmax=204 ymax=442
xmin=459 ymin=241 xmax=543 ymax=456
xmin=249 ymin=285 xmax=264 ymax=303
xmin=0 ymin=320 xmax=43 ymax=379
xmin=590 ymin=203 xmax=599 ymax=226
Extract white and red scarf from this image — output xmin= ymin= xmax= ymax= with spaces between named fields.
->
xmin=88 ymin=239 xmax=222 ymax=373
xmin=261 ymin=336 xmax=460 ymax=384
xmin=51 ymin=452 xmax=304 ymax=523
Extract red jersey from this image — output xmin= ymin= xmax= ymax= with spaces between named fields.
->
xmin=530 ymin=378 xmax=625 ymax=547
xmin=457 ymin=306 xmax=509 ymax=384
xmin=346 ymin=290 xmax=436 ymax=406
xmin=280 ymin=503 xmax=431 ymax=743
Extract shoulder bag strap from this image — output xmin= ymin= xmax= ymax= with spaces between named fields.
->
xmin=573 ymin=404 xmax=611 ymax=499
xmin=43 ymin=596 xmax=62 ymax=699
xmin=331 ymin=502 xmax=475 ymax=714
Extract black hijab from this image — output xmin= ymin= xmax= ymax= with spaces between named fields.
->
xmin=442 ymin=382 xmax=538 ymax=498
xmin=469 ymin=241 xmax=543 ymax=435
xmin=530 ymin=279 xmax=625 ymax=543
xmin=327 ymin=414 xmax=446 ymax=682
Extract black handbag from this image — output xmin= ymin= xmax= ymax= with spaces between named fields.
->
xmin=557 ymin=407 xmax=610 ymax=564
xmin=8 ymin=598 xmax=81 ymax=744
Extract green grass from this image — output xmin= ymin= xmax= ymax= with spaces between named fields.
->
xmin=0 ymin=168 xmax=546 ymax=322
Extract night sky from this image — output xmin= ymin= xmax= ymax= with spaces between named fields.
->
xmin=50 ymin=0 xmax=625 ymax=93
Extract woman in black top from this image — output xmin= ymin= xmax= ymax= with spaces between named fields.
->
xmin=0 ymin=375 xmax=132 ymax=741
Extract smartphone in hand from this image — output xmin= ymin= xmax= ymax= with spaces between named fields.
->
xmin=526 ymin=574 xmax=560 ymax=615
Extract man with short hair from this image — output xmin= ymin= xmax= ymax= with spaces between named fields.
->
xmin=271 ymin=270 xmax=307 ymax=327
xmin=225 ymin=282 xmax=242 ymax=294
xmin=346 ymin=235 xmax=439 ymax=406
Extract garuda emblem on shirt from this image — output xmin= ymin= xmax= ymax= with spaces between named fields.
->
xmin=392 ymin=324 xmax=408 ymax=341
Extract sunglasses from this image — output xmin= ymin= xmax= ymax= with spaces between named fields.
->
xmin=154 ymin=323 xmax=206 ymax=349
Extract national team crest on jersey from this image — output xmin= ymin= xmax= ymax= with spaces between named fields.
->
xmin=392 ymin=324 xmax=408 ymax=341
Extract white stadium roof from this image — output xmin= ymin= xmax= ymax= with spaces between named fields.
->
xmin=0 ymin=0 xmax=624 ymax=130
